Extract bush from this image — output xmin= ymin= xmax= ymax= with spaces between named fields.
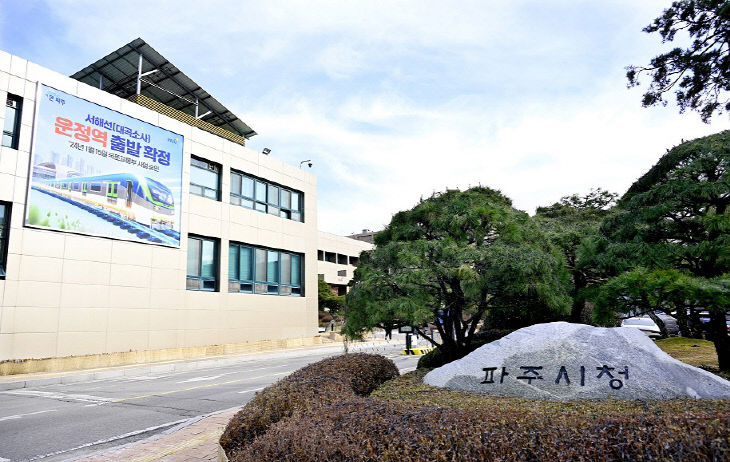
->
xmin=220 ymin=353 xmax=399 ymax=456
xmin=417 ymin=328 xmax=515 ymax=369
xmin=233 ymin=370 xmax=730 ymax=461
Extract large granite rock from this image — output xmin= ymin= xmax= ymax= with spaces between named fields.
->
xmin=423 ymin=322 xmax=730 ymax=400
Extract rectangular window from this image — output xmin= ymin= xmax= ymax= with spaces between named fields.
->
xmin=230 ymin=169 xmax=303 ymax=222
xmin=337 ymin=254 xmax=348 ymax=265
xmin=186 ymin=235 xmax=218 ymax=291
xmin=229 ymin=243 xmax=254 ymax=293
xmin=229 ymin=241 xmax=303 ymax=296
xmin=325 ymin=252 xmax=336 ymax=263
xmin=2 ymin=94 xmax=22 ymax=150
xmin=0 ymin=202 xmax=10 ymax=278
xmin=190 ymin=156 xmax=221 ymax=200
xmin=317 ymin=250 xmax=324 ymax=261
xmin=349 ymin=256 xmax=359 ymax=266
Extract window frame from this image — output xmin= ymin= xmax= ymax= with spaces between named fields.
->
xmin=0 ymin=202 xmax=11 ymax=279
xmin=230 ymin=169 xmax=304 ymax=222
xmin=190 ymin=155 xmax=221 ymax=201
xmin=186 ymin=234 xmax=219 ymax=291
xmin=2 ymin=94 xmax=22 ymax=150
xmin=228 ymin=241 xmax=303 ymax=296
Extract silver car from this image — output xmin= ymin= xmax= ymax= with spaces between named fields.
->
xmin=620 ymin=317 xmax=662 ymax=339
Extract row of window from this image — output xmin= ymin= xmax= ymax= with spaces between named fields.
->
xmin=2 ymin=93 xmax=23 ymax=150
xmin=317 ymin=250 xmax=359 ymax=266
xmin=0 ymin=202 xmax=9 ymax=278
xmin=190 ymin=156 xmax=304 ymax=222
xmin=187 ymin=235 xmax=304 ymax=296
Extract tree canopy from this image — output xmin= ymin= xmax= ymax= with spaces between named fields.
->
xmin=344 ymin=187 xmax=571 ymax=361
xmin=627 ymin=0 xmax=730 ymax=122
xmin=592 ymin=130 xmax=730 ymax=369
xmin=535 ymin=188 xmax=618 ymax=322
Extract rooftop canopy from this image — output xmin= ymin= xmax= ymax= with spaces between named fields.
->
xmin=70 ymin=38 xmax=256 ymax=139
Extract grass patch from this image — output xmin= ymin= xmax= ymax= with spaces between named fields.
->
xmin=656 ymin=337 xmax=717 ymax=368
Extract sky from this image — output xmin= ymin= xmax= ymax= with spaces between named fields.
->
xmin=2 ymin=0 xmax=729 ymax=235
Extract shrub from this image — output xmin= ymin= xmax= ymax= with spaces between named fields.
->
xmin=417 ymin=328 xmax=515 ymax=369
xmin=220 ymin=353 xmax=399 ymax=456
xmin=232 ymin=370 xmax=730 ymax=461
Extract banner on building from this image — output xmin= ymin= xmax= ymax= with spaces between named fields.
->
xmin=25 ymin=85 xmax=184 ymax=247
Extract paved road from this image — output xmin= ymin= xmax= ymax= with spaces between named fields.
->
xmin=0 ymin=342 xmax=419 ymax=462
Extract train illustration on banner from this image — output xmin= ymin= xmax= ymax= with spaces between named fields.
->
xmin=33 ymin=172 xmax=178 ymax=240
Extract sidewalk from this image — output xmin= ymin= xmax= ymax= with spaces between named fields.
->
xmin=71 ymin=407 xmax=238 ymax=462
xmin=0 ymin=337 xmax=393 ymax=391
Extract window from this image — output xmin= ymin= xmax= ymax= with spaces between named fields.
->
xmin=229 ymin=241 xmax=303 ymax=296
xmin=186 ymin=235 xmax=218 ymax=291
xmin=317 ymin=250 xmax=324 ymax=261
xmin=337 ymin=269 xmax=347 ymax=277
xmin=325 ymin=252 xmax=336 ymax=263
xmin=0 ymin=202 xmax=10 ymax=278
xmin=230 ymin=169 xmax=303 ymax=222
xmin=228 ymin=244 xmax=254 ymax=293
xmin=2 ymin=94 xmax=22 ymax=150
xmin=190 ymin=156 xmax=221 ymax=200
xmin=337 ymin=254 xmax=348 ymax=265
xmin=349 ymin=256 xmax=359 ymax=266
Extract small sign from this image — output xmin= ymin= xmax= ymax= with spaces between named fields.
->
xmin=398 ymin=326 xmax=413 ymax=333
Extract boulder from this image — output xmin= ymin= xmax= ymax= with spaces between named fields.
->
xmin=423 ymin=322 xmax=730 ymax=400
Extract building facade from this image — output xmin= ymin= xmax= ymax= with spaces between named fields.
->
xmin=317 ymin=231 xmax=373 ymax=296
xmin=0 ymin=42 xmax=343 ymax=363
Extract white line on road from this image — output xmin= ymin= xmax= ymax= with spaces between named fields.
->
xmin=2 ymin=389 xmax=116 ymax=405
xmin=0 ymin=409 xmax=58 ymax=422
xmin=177 ymin=374 xmax=225 ymax=383
xmin=24 ymin=418 xmax=190 ymax=461
xmin=236 ymin=386 xmax=265 ymax=394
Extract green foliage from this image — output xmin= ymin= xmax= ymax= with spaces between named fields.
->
xmin=592 ymin=131 xmax=730 ymax=368
xmin=627 ymin=0 xmax=730 ymax=122
xmin=345 ymin=187 xmax=571 ymax=361
xmin=317 ymin=278 xmax=344 ymax=314
xmin=535 ymin=188 xmax=618 ymax=322
xmin=220 ymin=353 xmax=399 ymax=457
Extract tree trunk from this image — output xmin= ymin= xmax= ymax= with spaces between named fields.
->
xmin=646 ymin=311 xmax=668 ymax=338
xmin=708 ymin=310 xmax=730 ymax=371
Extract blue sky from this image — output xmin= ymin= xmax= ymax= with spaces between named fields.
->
xmin=2 ymin=0 xmax=729 ymax=235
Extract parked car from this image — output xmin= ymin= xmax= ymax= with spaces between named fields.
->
xmin=620 ymin=317 xmax=662 ymax=339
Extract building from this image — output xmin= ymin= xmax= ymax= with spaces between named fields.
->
xmin=0 ymin=39 xmax=366 ymax=365
xmin=317 ymin=232 xmax=373 ymax=296
xmin=347 ymin=228 xmax=377 ymax=244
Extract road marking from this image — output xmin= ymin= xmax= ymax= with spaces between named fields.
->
xmin=113 ymin=371 xmax=293 ymax=403
xmin=23 ymin=418 xmax=190 ymax=461
xmin=2 ymin=389 xmax=116 ymax=405
xmin=177 ymin=374 xmax=225 ymax=383
xmin=0 ymin=409 xmax=58 ymax=422
xmin=237 ymin=386 xmax=265 ymax=394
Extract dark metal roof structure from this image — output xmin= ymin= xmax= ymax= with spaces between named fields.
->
xmin=70 ymin=38 xmax=256 ymax=139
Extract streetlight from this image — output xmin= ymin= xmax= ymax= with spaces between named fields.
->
xmin=299 ymin=159 xmax=312 ymax=169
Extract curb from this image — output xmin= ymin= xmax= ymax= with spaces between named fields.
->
xmin=0 ymin=340 xmax=392 ymax=391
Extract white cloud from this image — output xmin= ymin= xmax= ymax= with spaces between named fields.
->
xmin=4 ymin=0 xmax=728 ymax=236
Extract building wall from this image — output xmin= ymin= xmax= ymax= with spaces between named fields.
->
xmin=317 ymin=231 xmax=373 ymax=291
xmin=0 ymin=50 xmax=319 ymax=361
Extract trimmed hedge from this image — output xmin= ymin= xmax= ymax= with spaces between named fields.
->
xmin=219 ymin=353 xmax=399 ymax=457
xmin=417 ymin=328 xmax=515 ymax=369
xmin=223 ymin=363 xmax=730 ymax=461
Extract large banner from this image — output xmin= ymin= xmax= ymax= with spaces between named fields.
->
xmin=26 ymin=85 xmax=184 ymax=247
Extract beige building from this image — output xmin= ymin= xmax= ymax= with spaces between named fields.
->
xmin=317 ymin=231 xmax=373 ymax=295
xmin=0 ymin=40 xmax=366 ymax=364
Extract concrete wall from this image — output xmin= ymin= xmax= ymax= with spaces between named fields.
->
xmin=317 ymin=231 xmax=373 ymax=288
xmin=0 ymin=50 xmax=319 ymax=361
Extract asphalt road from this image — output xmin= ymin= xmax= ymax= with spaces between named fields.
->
xmin=0 ymin=342 xmax=419 ymax=462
